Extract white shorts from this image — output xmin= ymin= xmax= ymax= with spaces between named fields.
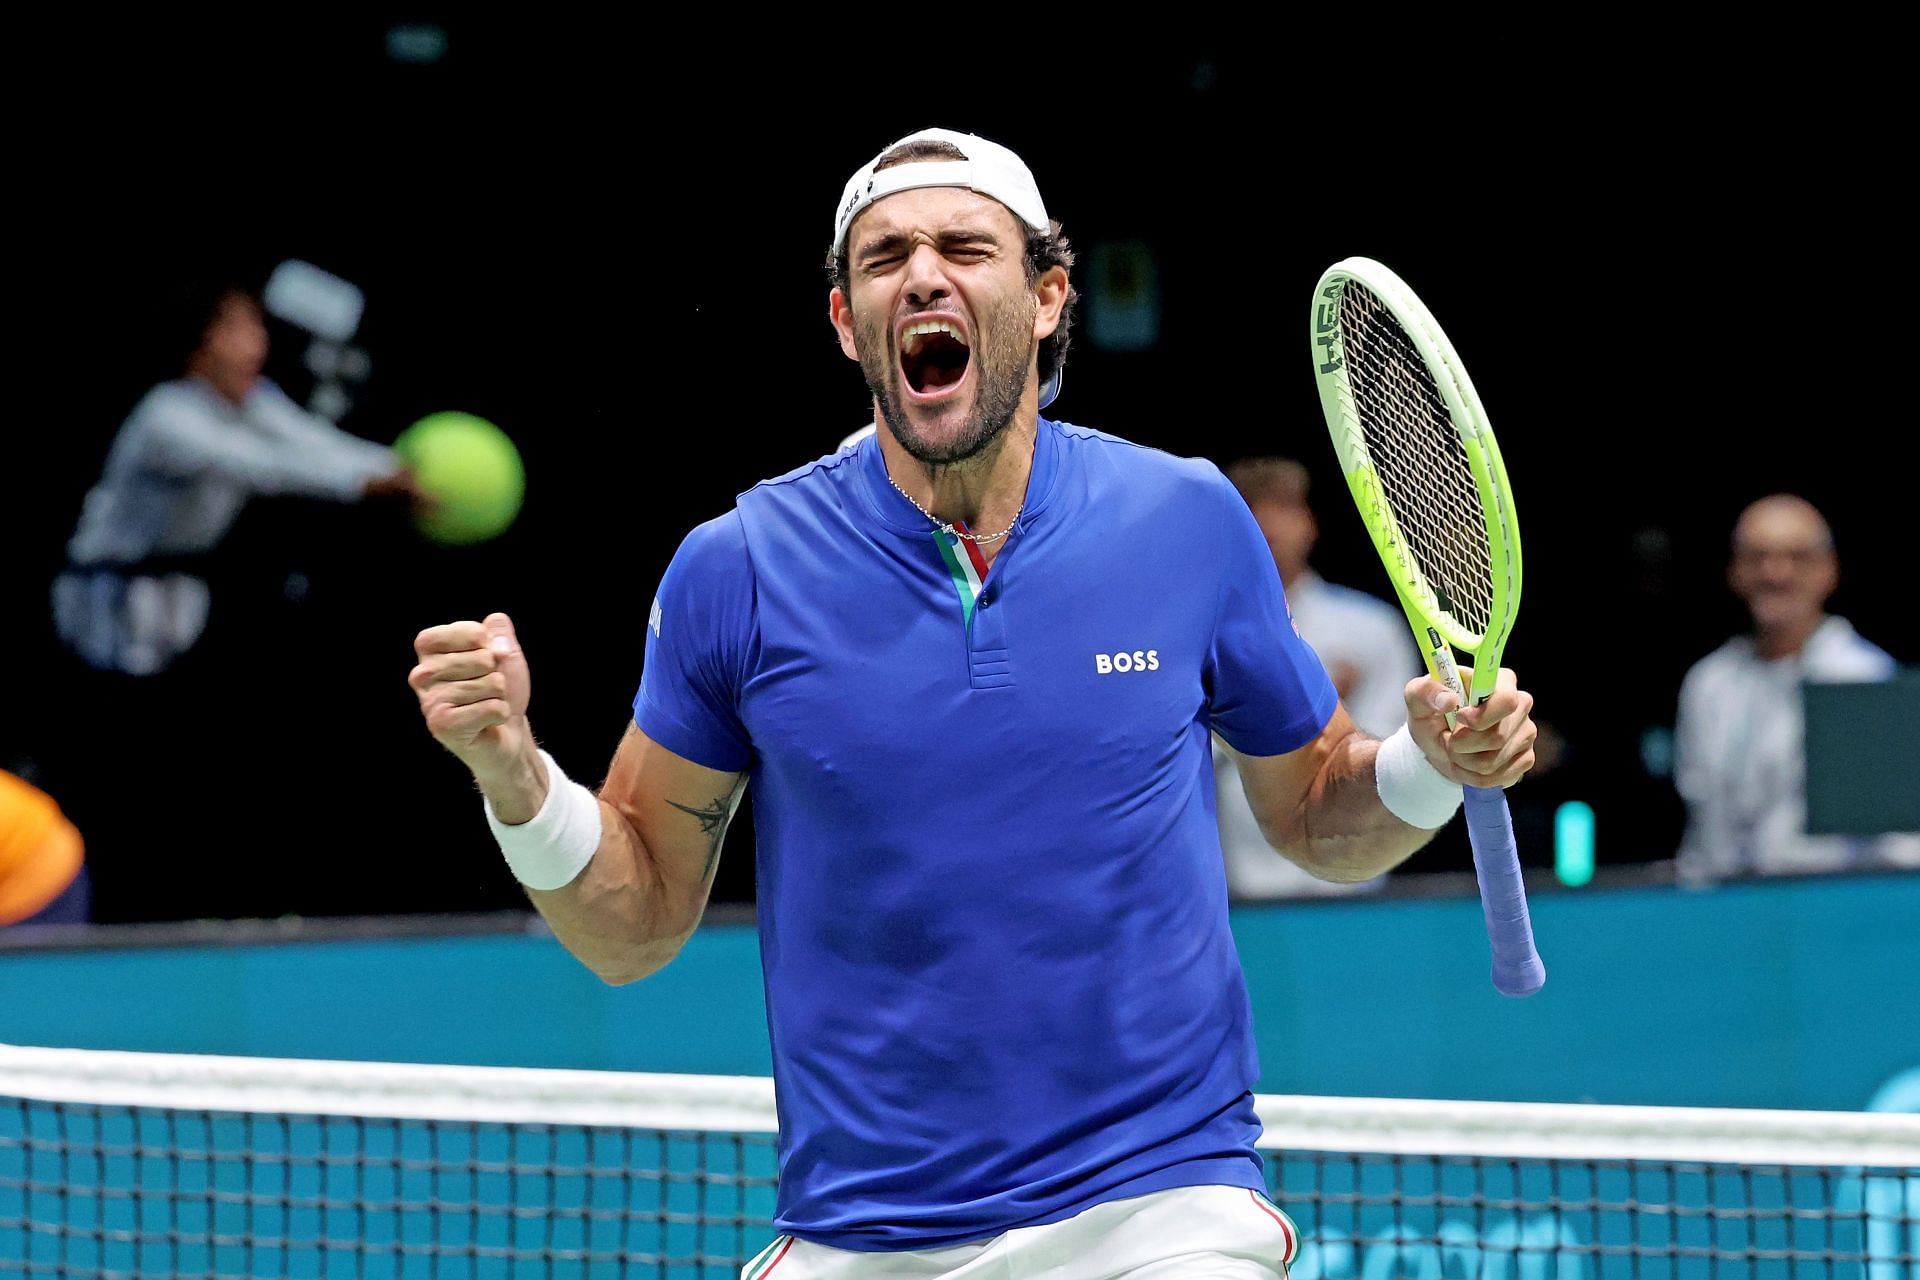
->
xmin=741 ymin=1184 xmax=1299 ymax=1279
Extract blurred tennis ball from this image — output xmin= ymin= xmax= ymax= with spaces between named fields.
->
xmin=391 ymin=412 xmax=525 ymax=545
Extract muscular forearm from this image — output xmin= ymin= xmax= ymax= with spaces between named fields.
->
xmin=1256 ymin=732 xmax=1440 ymax=882
xmin=475 ymin=738 xmax=690 ymax=985
xmin=525 ymin=806 xmax=690 ymax=985
xmin=414 ymin=620 xmax=745 ymax=985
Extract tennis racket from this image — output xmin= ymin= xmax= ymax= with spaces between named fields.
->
xmin=1308 ymin=256 xmax=1544 ymax=998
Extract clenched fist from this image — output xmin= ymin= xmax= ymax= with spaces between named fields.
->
xmin=409 ymin=613 xmax=533 ymax=779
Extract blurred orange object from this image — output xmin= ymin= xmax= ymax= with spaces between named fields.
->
xmin=0 ymin=770 xmax=85 ymax=925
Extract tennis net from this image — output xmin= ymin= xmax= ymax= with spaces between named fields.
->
xmin=4 ymin=1044 xmax=1915 ymax=1278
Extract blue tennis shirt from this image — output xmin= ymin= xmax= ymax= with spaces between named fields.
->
xmin=634 ymin=419 xmax=1337 ymax=1249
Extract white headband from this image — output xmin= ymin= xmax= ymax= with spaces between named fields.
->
xmin=833 ymin=127 xmax=1049 ymax=252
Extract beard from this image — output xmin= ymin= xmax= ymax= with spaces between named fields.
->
xmin=855 ymin=289 xmax=1037 ymax=467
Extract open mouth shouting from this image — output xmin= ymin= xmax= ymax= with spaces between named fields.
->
xmin=898 ymin=314 xmax=972 ymax=403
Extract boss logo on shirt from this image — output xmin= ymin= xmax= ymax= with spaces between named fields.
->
xmin=1094 ymin=650 xmax=1159 ymax=674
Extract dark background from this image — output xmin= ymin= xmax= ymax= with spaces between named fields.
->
xmin=7 ymin=23 xmax=1908 ymax=922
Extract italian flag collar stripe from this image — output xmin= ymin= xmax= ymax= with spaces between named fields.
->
xmin=958 ymin=529 xmax=990 ymax=582
xmin=933 ymin=526 xmax=987 ymax=625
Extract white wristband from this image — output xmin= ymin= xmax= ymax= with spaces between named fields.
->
xmin=484 ymin=750 xmax=603 ymax=890
xmin=1374 ymin=724 xmax=1463 ymax=829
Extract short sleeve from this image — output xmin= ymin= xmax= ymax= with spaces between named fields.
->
xmin=632 ymin=511 xmax=756 ymax=773
xmin=1205 ymin=474 xmax=1339 ymax=756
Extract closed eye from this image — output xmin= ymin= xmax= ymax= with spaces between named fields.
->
xmin=856 ymin=230 xmax=1005 ymax=274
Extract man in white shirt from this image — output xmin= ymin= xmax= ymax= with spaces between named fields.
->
xmin=1675 ymin=494 xmax=1920 ymax=881
xmin=1215 ymin=457 xmax=1424 ymax=899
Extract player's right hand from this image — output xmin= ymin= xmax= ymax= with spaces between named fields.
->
xmin=409 ymin=613 xmax=532 ymax=777
xmin=1403 ymin=666 xmax=1537 ymax=790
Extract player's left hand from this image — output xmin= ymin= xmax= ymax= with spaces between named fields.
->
xmin=1403 ymin=666 xmax=1537 ymax=789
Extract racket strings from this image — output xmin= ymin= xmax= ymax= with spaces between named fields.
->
xmin=1339 ymin=283 xmax=1494 ymax=641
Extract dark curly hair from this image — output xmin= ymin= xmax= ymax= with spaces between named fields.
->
xmin=157 ymin=276 xmax=262 ymax=368
xmin=827 ymin=139 xmax=1078 ymax=397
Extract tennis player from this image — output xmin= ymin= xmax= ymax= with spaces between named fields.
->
xmin=408 ymin=128 xmax=1539 ymax=1278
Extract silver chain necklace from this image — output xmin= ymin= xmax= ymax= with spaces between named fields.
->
xmin=885 ymin=469 xmax=1022 ymax=545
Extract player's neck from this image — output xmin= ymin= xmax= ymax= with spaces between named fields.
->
xmin=880 ymin=413 xmax=1035 ymax=564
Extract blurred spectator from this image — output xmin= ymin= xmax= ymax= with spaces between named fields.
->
xmin=1675 ymin=494 xmax=1920 ymax=882
xmin=52 ymin=280 xmax=416 ymax=676
xmin=1214 ymin=457 xmax=1424 ymax=898
xmin=0 ymin=771 xmax=87 ymax=927
xmin=34 ymin=278 xmax=420 ymax=923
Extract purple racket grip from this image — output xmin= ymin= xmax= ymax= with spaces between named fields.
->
xmin=1463 ymin=784 xmax=1545 ymax=996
